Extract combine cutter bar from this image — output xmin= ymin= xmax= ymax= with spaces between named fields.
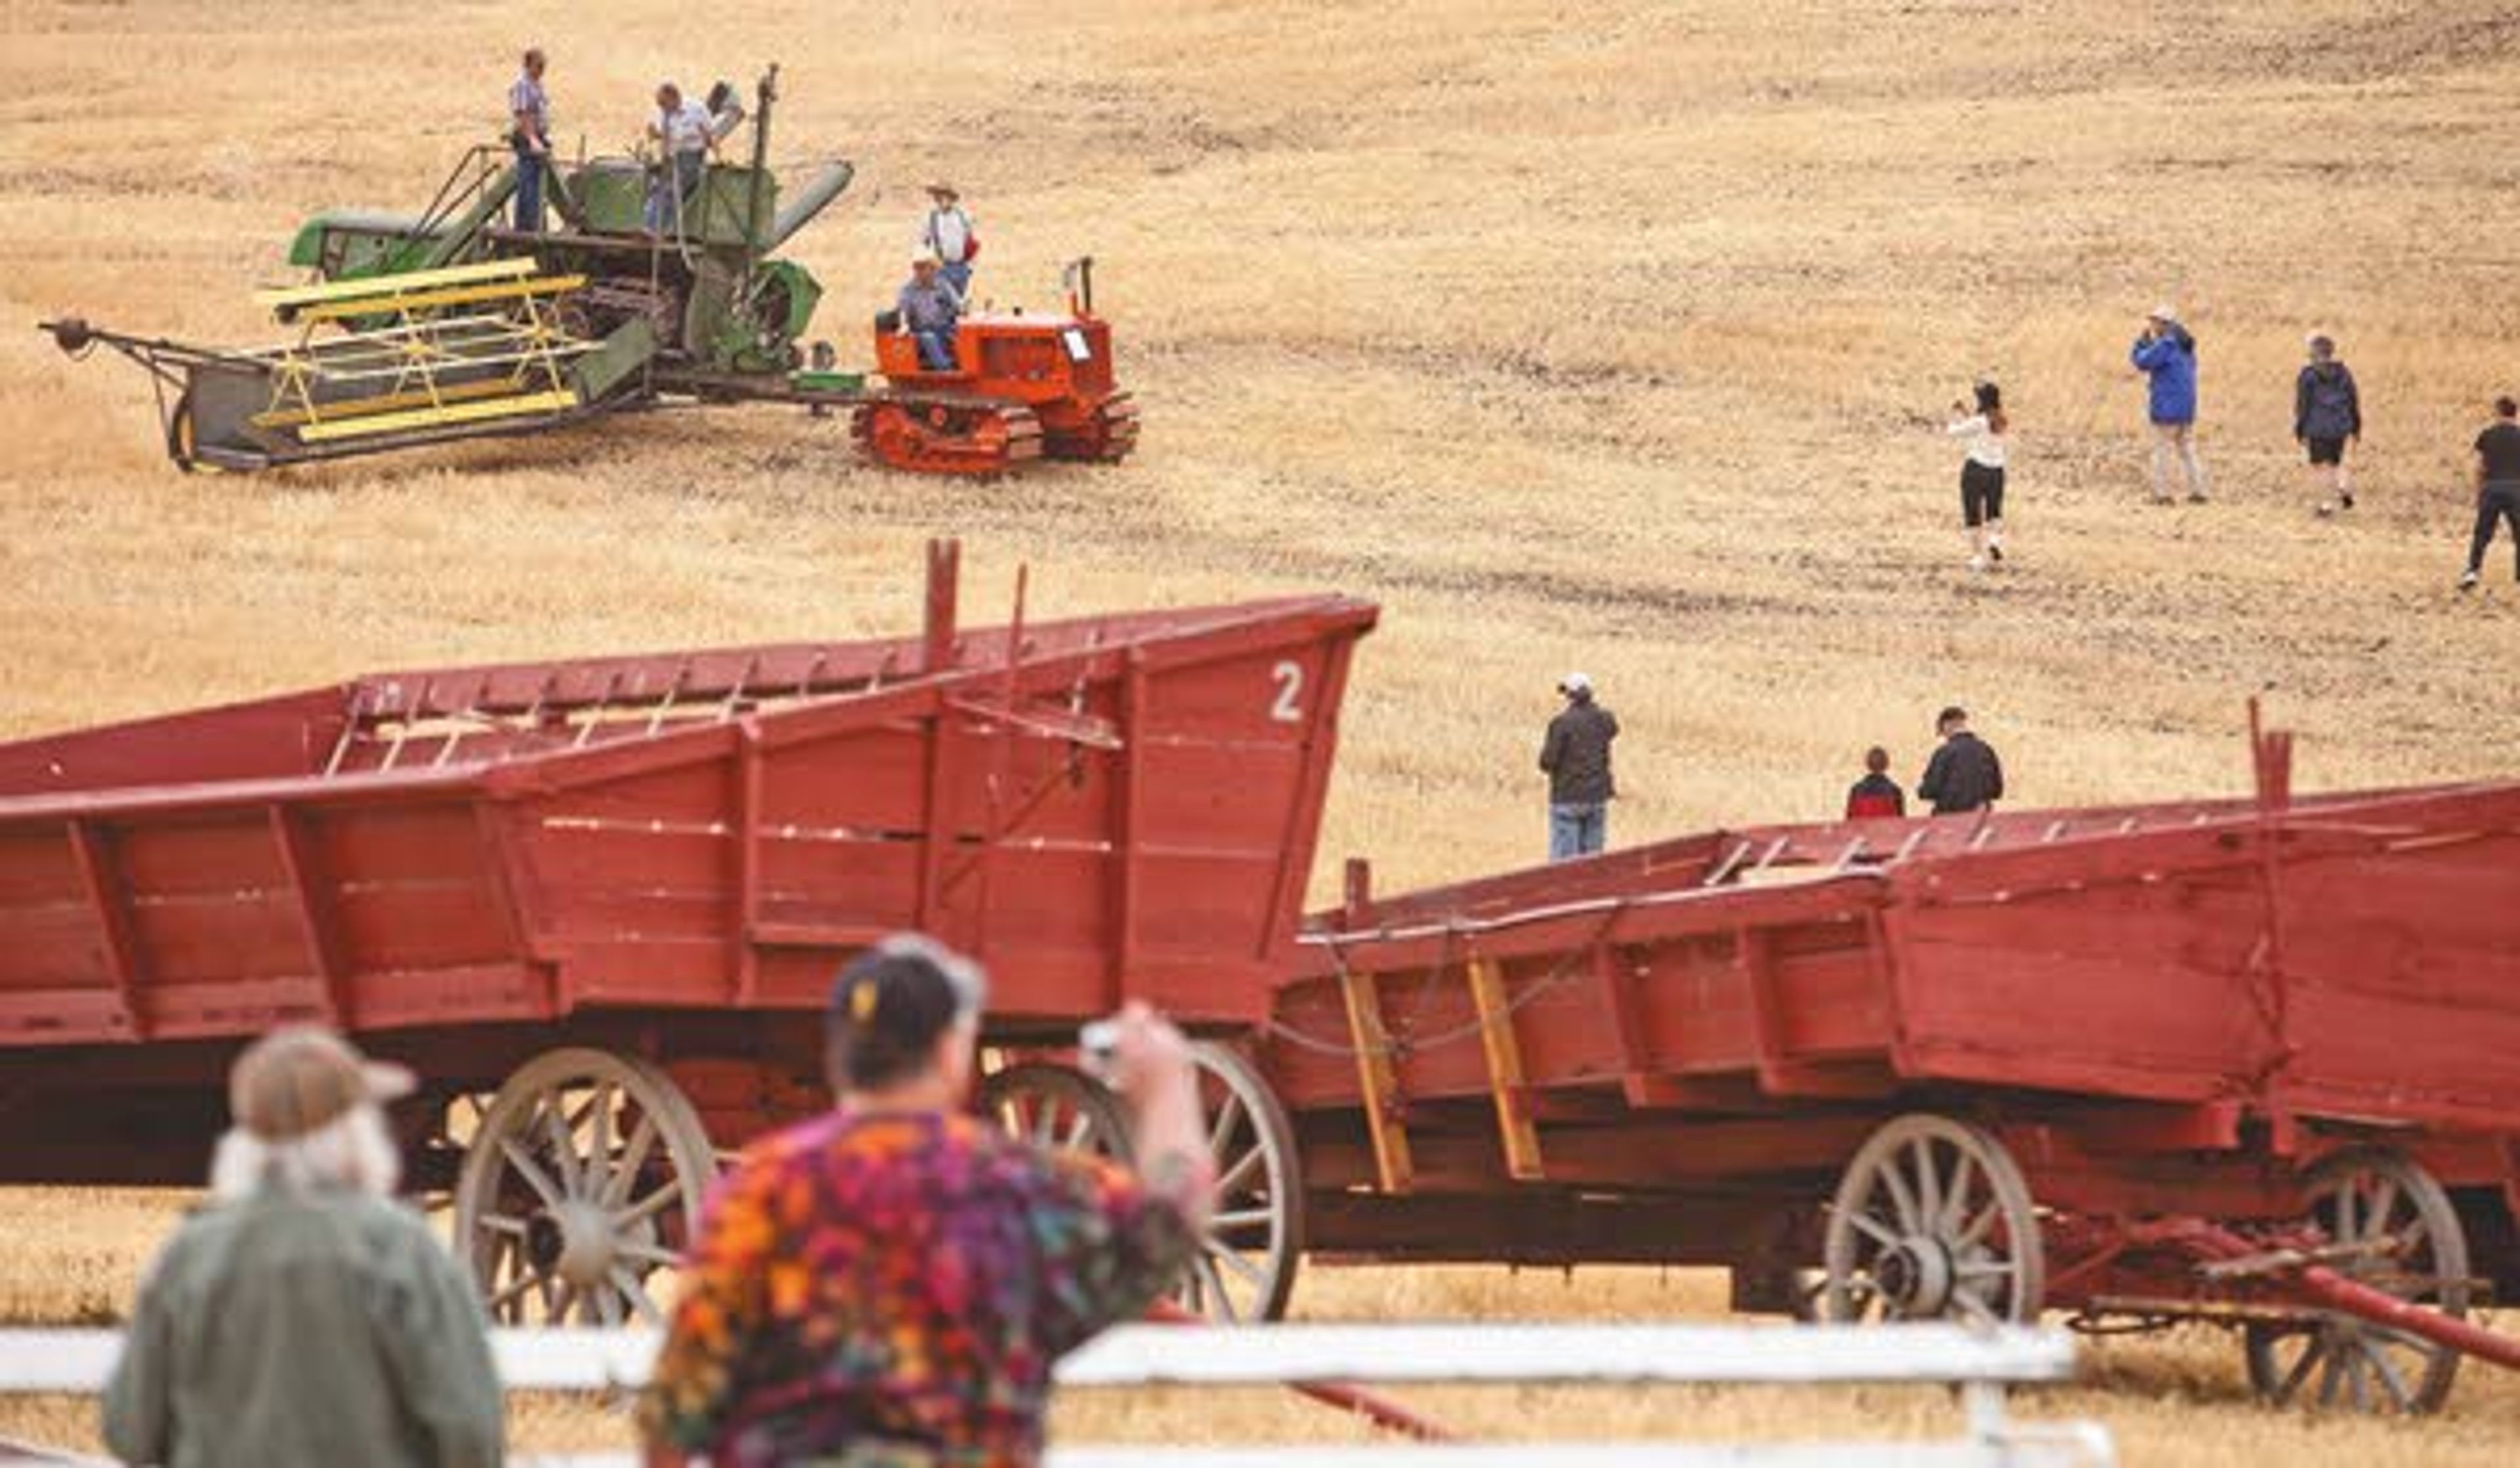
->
xmin=296 ymin=388 xmax=579 ymax=442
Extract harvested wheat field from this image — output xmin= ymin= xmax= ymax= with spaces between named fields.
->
xmin=3 ymin=0 xmax=2519 ymax=1462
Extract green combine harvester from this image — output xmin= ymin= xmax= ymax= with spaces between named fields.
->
xmin=41 ymin=66 xmax=1137 ymax=478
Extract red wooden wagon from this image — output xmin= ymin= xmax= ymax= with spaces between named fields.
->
xmin=1208 ymin=715 xmax=2520 ymax=1412
xmin=0 ymin=543 xmax=1375 ymax=1328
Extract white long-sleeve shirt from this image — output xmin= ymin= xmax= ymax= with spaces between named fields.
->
xmin=1947 ymin=414 xmax=2007 ymax=469
xmin=921 ymin=205 xmax=975 ymax=263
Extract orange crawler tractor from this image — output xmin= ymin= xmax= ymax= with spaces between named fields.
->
xmin=856 ymin=259 xmax=1139 ymax=476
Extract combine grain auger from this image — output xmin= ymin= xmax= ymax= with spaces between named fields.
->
xmin=40 ymin=65 xmax=1135 ymax=479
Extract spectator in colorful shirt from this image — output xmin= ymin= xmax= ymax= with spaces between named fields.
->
xmin=639 ymin=934 xmax=1208 ymax=1468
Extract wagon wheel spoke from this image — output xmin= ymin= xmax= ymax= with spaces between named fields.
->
xmin=1910 ymin=1139 xmax=1942 ymax=1228
xmin=488 ymin=1259 xmax=545 ymax=1314
xmin=1211 ymin=1207 xmax=1276 ymax=1230
xmin=1213 ymin=1142 xmax=1268 ymax=1200
xmin=476 ymin=1212 xmax=531 ymax=1238
xmin=1064 ymin=1108 xmax=1099 ymax=1151
xmin=605 ymin=1113 xmax=661 ymax=1209
xmin=1952 ymin=1288 xmax=2001 ymax=1329
xmin=617 ymin=1240 xmax=684 ymax=1269
xmin=2361 ymin=1339 xmax=2416 ymax=1414
xmin=585 ymin=1084 xmax=618 ymax=1202
xmin=1876 ymin=1156 xmax=1921 ymax=1231
xmin=497 ymin=1137 xmax=566 ymax=1211
xmin=616 ymin=1183 xmax=683 ymax=1227
xmin=1956 ymin=1198 xmax=2001 ymax=1251
xmin=1194 ymin=1256 xmax=1240 ymax=1322
xmin=1209 ymin=1092 xmax=1246 ymax=1158
xmin=540 ymin=1097 xmax=588 ymax=1196
xmin=611 ymin=1265 xmax=667 ymax=1326
xmin=1941 ymin=1151 xmax=1977 ymax=1233
xmin=1206 ymin=1243 xmax=1269 ymax=1288
xmin=1955 ymin=1259 xmax=2015 ymax=1281
xmin=1844 ymin=1209 xmax=1902 ymax=1251
xmin=2272 ymin=1333 xmax=2328 ymax=1406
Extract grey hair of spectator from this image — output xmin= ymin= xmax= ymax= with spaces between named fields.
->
xmin=209 ymin=1102 xmax=402 ymax=1202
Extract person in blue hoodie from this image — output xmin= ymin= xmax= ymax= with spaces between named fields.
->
xmin=2131 ymin=305 xmax=2207 ymax=504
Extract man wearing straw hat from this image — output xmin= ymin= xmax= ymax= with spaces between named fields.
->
xmin=103 ymin=1028 xmax=504 ymax=1468
xmin=919 ymin=183 xmax=979 ymax=302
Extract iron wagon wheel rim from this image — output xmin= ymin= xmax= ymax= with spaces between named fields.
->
xmin=2242 ymin=1147 xmax=2470 ymax=1416
xmin=452 ymin=1047 xmax=716 ymax=1329
xmin=1821 ymin=1112 xmax=2044 ymax=1326
xmin=165 ymin=388 xmax=203 ymax=472
xmin=1183 ymin=1039 xmax=1305 ymax=1324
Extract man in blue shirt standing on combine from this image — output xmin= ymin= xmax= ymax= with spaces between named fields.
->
xmin=508 ymin=48 xmax=551 ymax=234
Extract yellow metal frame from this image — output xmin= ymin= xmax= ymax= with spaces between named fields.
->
xmin=296 ymin=388 xmax=579 ymax=443
xmin=253 ymin=258 xmax=536 ymax=312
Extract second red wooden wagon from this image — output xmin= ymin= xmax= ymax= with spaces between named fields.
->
xmin=1176 ymin=721 xmax=2520 ymax=1412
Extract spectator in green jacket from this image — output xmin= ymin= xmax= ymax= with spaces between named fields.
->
xmin=103 ymin=1028 xmax=504 ymax=1468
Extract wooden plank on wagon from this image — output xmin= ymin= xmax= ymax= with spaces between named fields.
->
xmin=1465 ymin=956 xmax=1544 ymax=1180
xmin=1337 ymin=963 xmax=1414 ymax=1194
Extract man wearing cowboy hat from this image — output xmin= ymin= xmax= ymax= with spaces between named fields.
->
xmin=896 ymin=253 xmax=963 ymax=371
xmin=103 ymin=1027 xmax=504 ymax=1468
xmin=918 ymin=182 xmax=978 ymax=301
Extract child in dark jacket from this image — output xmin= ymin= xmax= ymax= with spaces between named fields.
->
xmin=2296 ymin=334 xmax=2362 ymax=516
xmin=1844 ymin=747 xmax=1906 ymax=820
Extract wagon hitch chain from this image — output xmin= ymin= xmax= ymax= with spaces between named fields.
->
xmin=1146 ymin=1301 xmax=1456 ymax=1442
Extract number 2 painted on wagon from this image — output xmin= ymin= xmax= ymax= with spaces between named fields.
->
xmin=1269 ymin=661 xmax=1305 ymax=724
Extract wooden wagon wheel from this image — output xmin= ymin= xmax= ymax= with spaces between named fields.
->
xmin=2242 ymin=1148 xmax=2471 ymax=1416
xmin=982 ymin=1047 xmax=1305 ymax=1324
xmin=1822 ymin=1113 xmax=2044 ymax=1326
xmin=453 ymin=1048 xmax=716 ymax=1328
xmin=1181 ymin=1040 xmax=1305 ymax=1324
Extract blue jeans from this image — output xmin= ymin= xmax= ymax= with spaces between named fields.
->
xmin=913 ymin=328 xmax=957 ymax=371
xmin=940 ymin=259 xmax=973 ymax=300
xmin=644 ymin=152 xmax=706 ymax=232
xmin=1549 ymin=802 xmax=1606 ymax=862
xmin=511 ymin=142 xmax=544 ymax=232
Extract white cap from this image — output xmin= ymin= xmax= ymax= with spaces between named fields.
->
xmin=2149 ymin=303 xmax=2178 ymax=322
xmin=1559 ymin=671 xmax=1593 ymax=696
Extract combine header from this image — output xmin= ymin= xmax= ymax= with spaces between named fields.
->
xmin=41 ymin=67 xmax=1133 ymax=478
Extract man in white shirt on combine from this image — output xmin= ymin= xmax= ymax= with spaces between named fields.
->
xmin=645 ymin=81 xmax=716 ymax=234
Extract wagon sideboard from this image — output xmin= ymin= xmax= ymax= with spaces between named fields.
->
xmin=0 ymin=587 xmax=1375 ymax=1180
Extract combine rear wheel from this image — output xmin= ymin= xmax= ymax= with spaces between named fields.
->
xmin=1043 ymin=393 xmax=1139 ymax=464
xmin=452 ymin=1048 xmax=715 ymax=1328
xmin=2242 ymin=1148 xmax=2470 ymax=1416
xmin=1821 ymin=1113 xmax=2044 ymax=1326
xmin=165 ymin=389 xmax=211 ymax=474
xmin=852 ymin=398 xmax=1043 ymax=477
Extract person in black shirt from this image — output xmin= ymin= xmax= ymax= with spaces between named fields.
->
xmin=1917 ymin=706 xmax=2004 ymax=816
xmin=1540 ymin=672 xmax=1618 ymax=861
xmin=2461 ymin=396 xmax=2520 ymax=591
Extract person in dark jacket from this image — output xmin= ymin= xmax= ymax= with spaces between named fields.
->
xmin=2132 ymin=306 xmax=2207 ymax=504
xmin=1917 ymin=706 xmax=2004 ymax=816
xmin=2459 ymin=396 xmax=2520 ymax=591
xmin=1844 ymin=746 xmax=1906 ymax=820
xmin=2296 ymin=334 xmax=2362 ymax=516
xmin=1539 ymin=672 xmax=1618 ymax=861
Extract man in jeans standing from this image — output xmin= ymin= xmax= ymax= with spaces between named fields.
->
xmin=508 ymin=48 xmax=551 ymax=234
xmin=2460 ymin=396 xmax=2520 ymax=591
xmin=1540 ymin=672 xmax=1618 ymax=861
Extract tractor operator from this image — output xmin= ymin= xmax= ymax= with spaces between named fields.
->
xmin=897 ymin=255 xmax=962 ymax=371
xmin=508 ymin=47 xmax=552 ymax=234
xmin=645 ymin=81 xmax=715 ymax=234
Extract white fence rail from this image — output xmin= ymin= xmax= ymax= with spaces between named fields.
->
xmin=0 ymin=1322 xmax=2115 ymax=1467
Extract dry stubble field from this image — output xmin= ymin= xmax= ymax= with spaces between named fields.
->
xmin=2 ymin=0 xmax=2517 ymax=1461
